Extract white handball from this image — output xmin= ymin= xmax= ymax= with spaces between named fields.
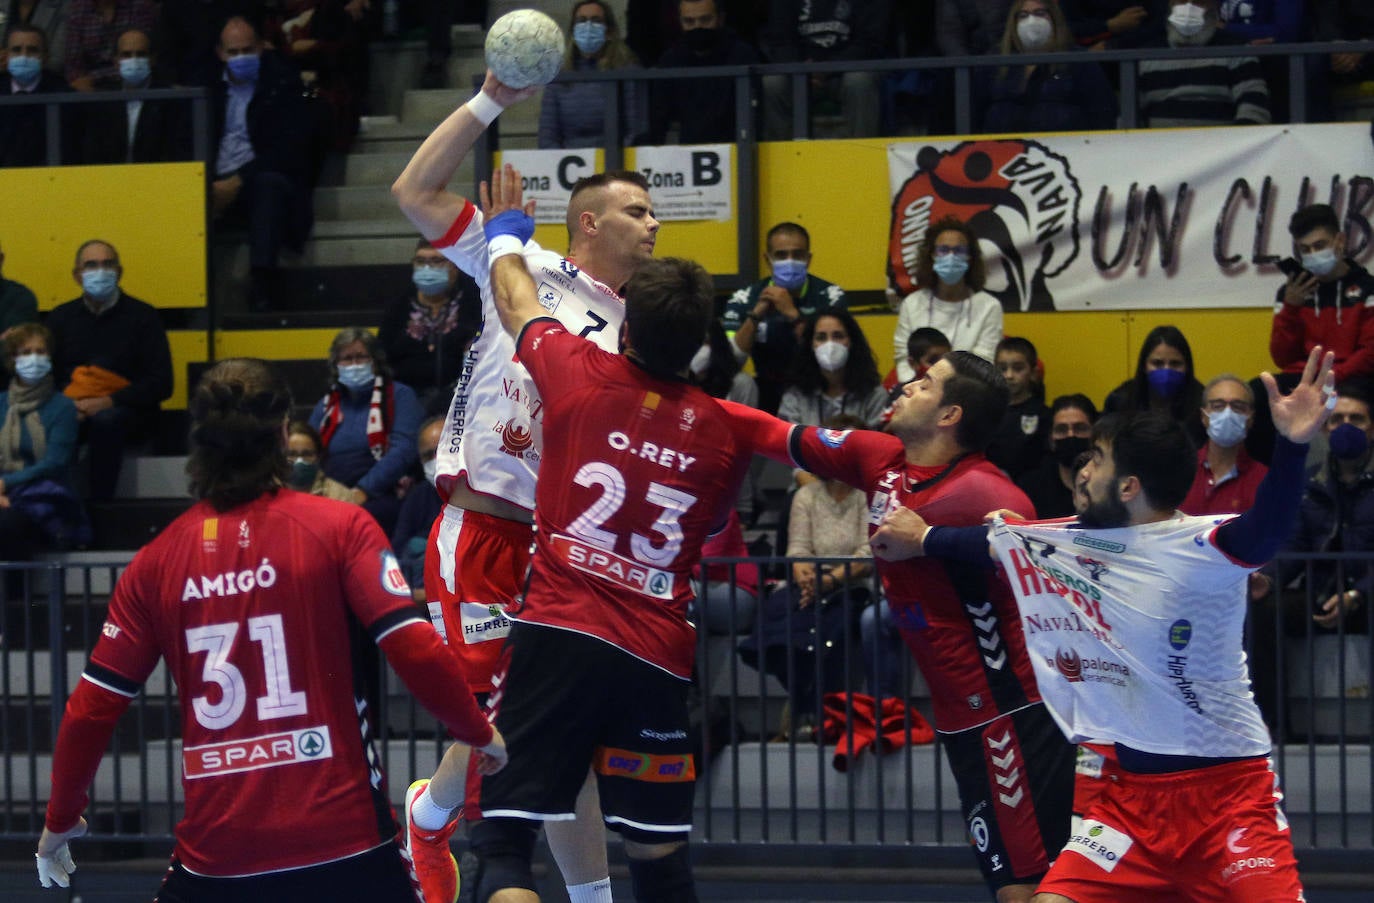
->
xmin=485 ymin=9 xmax=565 ymax=90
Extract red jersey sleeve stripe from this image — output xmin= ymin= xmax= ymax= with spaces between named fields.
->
xmin=433 ymin=201 xmax=477 ymax=250
xmin=82 ymin=662 xmax=142 ymax=698
xmin=369 ymin=608 xmax=428 ymax=644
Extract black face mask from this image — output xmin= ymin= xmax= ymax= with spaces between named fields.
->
xmin=683 ymin=27 xmax=719 ymax=53
xmin=1052 ymin=436 xmax=1092 ymax=469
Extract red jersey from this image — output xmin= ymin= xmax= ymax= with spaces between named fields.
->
xmin=784 ymin=423 xmax=1042 ymax=732
xmin=63 ymin=491 xmax=487 ymax=877
xmin=514 ymin=319 xmax=750 ymax=679
xmin=1180 ymin=446 xmax=1268 ymax=517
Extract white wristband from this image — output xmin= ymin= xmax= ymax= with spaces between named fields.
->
xmin=487 ymin=234 xmax=525 ymax=260
xmin=466 ymin=91 xmax=505 ymax=126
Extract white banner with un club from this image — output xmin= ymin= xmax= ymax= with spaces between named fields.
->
xmin=886 ymin=123 xmax=1374 ymax=312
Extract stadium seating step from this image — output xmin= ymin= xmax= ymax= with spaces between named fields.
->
xmin=86 ymin=500 xmax=193 ymax=552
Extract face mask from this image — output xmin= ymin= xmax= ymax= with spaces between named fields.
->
xmin=288 ymin=459 xmax=318 ymax=489
xmin=573 ymin=21 xmax=607 ymax=55
xmin=422 ymin=458 xmax=438 ymax=487
xmin=683 ymin=27 xmax=718 ymax=53
xmin=1301 ymin=247 xmax=1339 ymax=278
xmin=933 ymin=254 xmax=970 ymax=286
xmin=1329 ymin=423 xmax=1370 ymax=460
xmin=1016 ymin=16 xmax=1054 ymax=51
xmin=1147 ymin=367 xmax=1186 ymax=399
xmin=8 ymin=55 xmax=41 ymax=85
xmin=412 ymin=265 xmax=450 ymax=293
xmin=119 ymin=57 xmax=151 ymax=86
xmin=1205 ymin=407 xmax=1248 ymax=448
xmin=688 ymin=342 xmax=712 ymax=378
xmin=1168 ymin=3 xmax=1208 ymax=35
xmin=14 ymin=353 xmax=51 ymax=383
xmin=82 ymin=269 xmax=118 ymax=300
xmin=814 ymin=340 xmax=849 ymax=372
xmin=337 ymin=363 xmax=375 ymax=390
xmin=770 ymin=258 xmax=807 ymax=291
xmin=1052 ymin=435 xmax=1092 ymax=469
xmin=226 ymin=54 xmax=261 ymax=81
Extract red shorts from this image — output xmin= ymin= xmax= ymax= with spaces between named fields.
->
xmin=423 ymin=506 xmax=533 ymax=694
xmin=1070 ymin=743 xmax=1116 ymax=827
xmin=1040 ymin=756 xmax=1304 ymax=902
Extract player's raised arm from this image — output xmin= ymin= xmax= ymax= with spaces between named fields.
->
xmin=483 ymin=163 xmax=542 ymax=337
xmin=391 ymin=70 xmax=536 ymax=240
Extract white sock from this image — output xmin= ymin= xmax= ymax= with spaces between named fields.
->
xmin=566 ymin=877 xmax=613 ymax=902
xmin=410 ymin=785 xmax=455 ymax=831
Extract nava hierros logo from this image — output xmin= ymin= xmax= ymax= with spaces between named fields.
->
xmin=888 ymin=140 xmax=1082 ymax=312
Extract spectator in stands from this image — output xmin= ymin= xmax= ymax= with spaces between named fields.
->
xmin=1180 ymin=374 xmax=1268 ymax=515
xmin=0 ymin=323 xmax=86 ymax=558
xmin=5 ymin=1 xmax=69 ymax=69
xmin=48 ymin=239 xmax=172 ymax=502
xmin=935 ymin=0 xmax=1015 ymax=56
xmin=979 ymin=0 xmax=1119 ymax=134
xmin=538 ymin=0 xmax=647 ymax=148
xmin=1015 ymin=392 xmax=1098 ymax=518
xmin=156 ymin=0 xmax=267 ymax=88
xmin=1 ymin=23 xmax=74 ymax=168
xmin=377 ymin=240 xmax=481 ymax=415
xmin=284 ymin=419 xmax=352 ymax=501
xmin=1218 ymin=0 xmax=1304 ymax=42
xmin=689 ymin=319 xmax=760 ymax=519
xmin=211 ymin=15 xmax=317 ymax=312
xmin=761 ymin=0 xmax=889 ymax=139
xmin=309 ymin=327 xmax=421 ymax=537
xmin=778 ymin=312 xmax=889 ymax=437
xmin=985 ymin=336 xmax=1050 ymax=482
xmin=892 ymin=215 xmax=1003 ymax=383
xmin=266 ymin=0 xmax=367 ymax=151
xmin=391 ymin=415 xmax=444 ymax=598
xmin=78 ymin=28 xmax=193 ymax=164
xmin=1103 ymin=324 xmax=1206 ymax=447
xmin=0 ymin=241 xmax=39 ymax=341
xmin=722 ymin=222 xmax=846 ymax=414
xmin=645 ymin=0 xmax=759 ymax=145
xmin=417 ymin=0 xmax=484 ymax=88
xmin=1137 ymin=0 xmax=1272 ymax=127
xmin=739 ymin=413 xmax=875 ymax=740
xmin=1061 ymin=0 xmax=1167 ymax=49
xmin=1313 ymin=0 xmax=1374 ymax=88
xmin=880 ymin=327 xmax=951 ymax=430
xmin=63 ymin=0 xmax=157 ymax=91
xmin=694 ymin=508 xmax=760 ymax=634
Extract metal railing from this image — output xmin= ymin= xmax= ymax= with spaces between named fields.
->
xmin=1 ymin=551 xmax=1371 ymax=863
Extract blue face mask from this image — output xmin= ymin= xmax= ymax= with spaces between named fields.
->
xmin=8 ymin=55 xmax=41 ymax=85
xmin=1330 ymin=422 xmax=1369 ymax=460
xmin=82 ymin=269 xmax=118 ymax=300
xmin=412 ymin=265 xmax=450 ymax=294
xmin=14 ymin=353 xmax=51 ymax=383
xmin=226 ymin=54 xmax=260 ymax=82
xmin=1147 ymin=366 xmax=1186 ymax=399
xmin=573 ymin=21 xmax=608 ymax=55
xmin=770 ymin=258 xmax=807 ymax=291
xmin=932 ymin=254 xmax=970 ymax=286
xmin=288 ymin=460 xmax=319 ymax=489
xmin=119 ymin=56 xmax=151 ymax=86
xmin=337 ymin=363 xmax=374 ymax=390
xmin=1301 ymin=247 xmax=1339 ymax=278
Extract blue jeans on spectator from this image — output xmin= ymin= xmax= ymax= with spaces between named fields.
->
xmin=861 ymin=598 xmax=905 ymax=702
xmin=693 ymin=580 xmax=758 ymax=635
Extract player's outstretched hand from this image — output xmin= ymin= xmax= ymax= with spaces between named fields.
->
xmin=1262 ymin=345 xmax=1336 ymax=445
xmin=481 ymin=69 xmax=539 ymax=108
xmin=871 ymin=506 xmax=930 ymax=561
xmin=475 ymin=727 xmax=508 ymax=775
xmin=36 ymin=818 xmax=86 ymax=888
xmin=480 ymin=163 xmax=536 ymax=244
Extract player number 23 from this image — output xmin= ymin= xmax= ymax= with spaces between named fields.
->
xmin=568 ymin=461 xmax=697 ymax=566
xmin=185 ymin=614 xmax=308 ymax=730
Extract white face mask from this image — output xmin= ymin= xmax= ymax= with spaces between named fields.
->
xmin=1205 ymin=407 xmax=1248 ymax=448
xmin=1168 ymin=2 xmax=1209 ymax=36
xmin=814 ymin=340 xmax=849 ymax=372
xmin=688 ymin=342 xmax=712 ymax=378
xmin=422 ymin=458 xmax=438 ymax=486
xmin=1017 ymin=16 xmax=1054 ymax=51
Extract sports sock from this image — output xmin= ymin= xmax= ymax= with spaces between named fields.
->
xmin=411 ymin=785 xmax=456 ymax=832
xmin=566 ymin=877 xmax=613 ymax=902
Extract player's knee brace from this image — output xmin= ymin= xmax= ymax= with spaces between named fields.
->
xmin=626 ymin=845 xmax=696 ymax=903
xmin=456 ymin=819 xmax=539 ymax=903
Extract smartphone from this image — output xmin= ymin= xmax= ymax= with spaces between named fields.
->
xmin=1277 ymin=257 xmax=1306 ymax=278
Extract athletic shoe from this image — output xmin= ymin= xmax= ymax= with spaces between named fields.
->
xmin=405 ymin=779 xmax=460 ymax=903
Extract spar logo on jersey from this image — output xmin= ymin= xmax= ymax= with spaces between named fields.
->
xmin=552 ymin=534 xmax=676 ymax=600
xmin=496 ymin=418 xmax=536 ymax=459
xmin=818 ymin=428 xmax=852 ymax=448
xmin=1169 ymin=619 xmax=1193 ymax=650
xmin=380 ymin=550 xmax=410 ymax=596
xmin=1054 ymin=647 xmax=1084 ymax=682
xmin=888 ymin=140 xmax=1082 ymax=311
xmin=537 ymin=282 xmax=563 ymax=314
xmin=184 ymin=725 xmax=334 ymax=779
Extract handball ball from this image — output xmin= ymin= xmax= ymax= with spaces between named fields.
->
xmin=485 ymin=9 xmax=565 ymax=90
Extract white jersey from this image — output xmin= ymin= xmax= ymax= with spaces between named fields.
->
xmin=433 ymin=201 xmax=627 ymax=511
xmin=987 ymin=513 xmax=1272 ymax=759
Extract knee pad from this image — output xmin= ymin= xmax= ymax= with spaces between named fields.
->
xmin=456 ymin=819 xmax=539 ymax=903
xmin=626 ymin=845 xmax=696 ymax=903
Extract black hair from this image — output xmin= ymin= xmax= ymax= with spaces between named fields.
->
xmin=623 ymin=257 xmax=714 ymax=378
xmin=1288 ymin=204 xmax=1341 ymax=240
xmin=1120 ymin=324 xmax=1202 ymax=422
xmin=790 ymin=309 xmax=882 ymax=397
xmin=940 ymin=350 xmax=1009 ymax=452
xmin=907 ymin=326 xmax=951 ymax=363
xmin=188 ymin=359 xmax=292 ymax=511
xmin=1051 ymin=393 xmax=1098 ymax=420
xmin=766 ymin=221 xmax=810 ymax=249
xmin=995 ymin=336 xmax=1038 ymax=367
xmin=1093 ymin=412 xmax=1196 ymax=512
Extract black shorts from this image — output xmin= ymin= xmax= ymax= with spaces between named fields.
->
xmin=479 ymin=622 xmax=695 ymax=841
xmin=943 ymin=702 xmax=1075 ymax=891
xmin=155 ymin=842 xmax=416 ymax=902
